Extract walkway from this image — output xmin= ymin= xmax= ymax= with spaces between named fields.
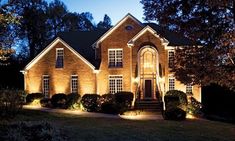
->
xmin=23 ymin=105 xmax=164 ymax=120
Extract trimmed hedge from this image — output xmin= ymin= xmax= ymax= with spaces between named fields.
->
xmin=100 ymin=94 xmax=118 ymax=114
xmin=40 ymin=98 xmax=51 ymax=108
xmin=51 ymin=93 xmax=67 ymax=108
xmin=164 ymin=90 xmax=187 ymax=120
xmin=66 ymin=93 xmax=81 ymax=109
xmin=81 ymin=94 xmax=101 ymax=112
xmin=26 ymin=93 xmax=44 ymax=103
xmin=163 ymin=108 xmax=186 ymax=120
xmin=114 ymin=91 xmax=134 ymax=114
xmin=165 ymin=90 xmax=187 ymax=110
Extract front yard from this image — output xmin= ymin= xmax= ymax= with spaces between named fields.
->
xmin=0 ymin=109 xmax=234 ymax=141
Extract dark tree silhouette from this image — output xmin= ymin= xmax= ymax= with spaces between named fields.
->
xmin=97 ymin=14 xmax=112 ymax=29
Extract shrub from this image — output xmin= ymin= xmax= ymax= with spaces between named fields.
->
xmin=100 ymin=94 xmax=118 ymax=114
xmin=40 ymin=98 xmax=52 ymax=108
xmin=114 ymin=91 xmax=134 ymax=114
xmin=66 ymin=93 xmax=81 ymax=109
xmin=0 ymin=89 xmax=23 ymax=118
xmin=165 ymin=90 xmax=187 ymax=110
xmin=2 ymin=121 xmax=67 ymax=141
xmin=187 ymin=96 xmax=202 ymax=116
xmin=51 ymin=93 xmax=67 ymax=108
xmin=81 ymin=94 xmax=101 ymax=112
xmin=163 ymin=108 xmax=186 ymax=120
xmin=26 ymin=93 xmax=44 ymax=104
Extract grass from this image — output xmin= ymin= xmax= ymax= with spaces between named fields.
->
xmin=1 ymin=109 xmax=235 ymax=141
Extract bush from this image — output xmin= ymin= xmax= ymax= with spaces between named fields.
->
xmin=163 ymin=108 xmax=186 ymax=120
xmin=0 ymin=89 xmax=23 ymax=118
xmin=66 ymin=93 xmax=81 ymax=109
xmin=114 ymin=91 xmax=134 ymax=114
xmin=81 ymin=94 xmax=101 ymax=112
xmin=100 ymin=94 xmax=118 ymax=114
xmin=1 ymin=121 xmax=67 ymax=141
xmin=51 ymin=93 xmax=67 ymax=108
xmin=26 ymin=93 xmax=44 ymax=104
xmin=187 ymin=96 xmax=202 ymax=116
xmin=165 ymin=90 xmax=187 ymax=110
xmin=40 ymin=98 xmax=52 ymax=108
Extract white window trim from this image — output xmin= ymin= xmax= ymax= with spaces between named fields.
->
xmin=168 ymin=50 xmax=175 ymax=68
xmin=168 ymin=75 xmax=175 ymax=91
xmin=108 ymin=48 xmax=123 ymax=67
xmin=109 ymin=75 xmax=123 ymax=94
xmin=186 ymin=84 xmax=193 ymax=94
xmin=71 ymin=75 xmax=78 ymax=93
xmin=42 ymin=75 xmax=50 ymax=98
xmin=56 ymin=48 xmax=64 ymax=68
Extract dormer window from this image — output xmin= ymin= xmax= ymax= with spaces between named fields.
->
xmin=108 ymin=49 xmax=123 ymax=68
xmin=56 ymin=48 xmax=64 ymax=68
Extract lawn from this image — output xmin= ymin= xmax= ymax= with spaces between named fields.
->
xmin=1 ymin=109 xmax=235 ymax=141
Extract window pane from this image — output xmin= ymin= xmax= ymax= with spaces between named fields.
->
xmin=109 ymin=75 xmax=123 ymax=94
xmin=169 ymin=78 xmax=175 ymax=90
xmin=186 ymin=84 xmax=192 ymax=94
xmin=43 ymin=76 xmax=49 ymax=98
xmin=108 ymin=49 xmax=123 ymax=67
xmin=56 ymin=49 xmax=64 ymax=68
xmin=168 ymin=51 xmax=174 ymax=68
xmin=71 ymin=76 xmax=78 ymax=93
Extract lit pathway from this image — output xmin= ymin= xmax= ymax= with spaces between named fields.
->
xmin=23 ymin=105 xmax=164 ymax=120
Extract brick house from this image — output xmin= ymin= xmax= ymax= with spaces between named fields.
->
xmin=22 ymin=14 xmax=201 ymax=107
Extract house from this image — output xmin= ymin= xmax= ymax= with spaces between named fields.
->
xmin=21 ymin=14 xmax=201 ymax=108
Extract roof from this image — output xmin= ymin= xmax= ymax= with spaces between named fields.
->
xmin=144 ymin=23 xmax=195 ymax=46
xmin=57 ymin=29 xmax=108 ymax=68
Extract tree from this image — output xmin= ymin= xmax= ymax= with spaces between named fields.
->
xmin=47 ymin=0 xmax=68 ymax=37
xmin=97 ymin=14 xmax=112 ymax=29
xmin=12 ymin=0 xmax=49 ymax=59
xmin=141 ymin=0 xmax=235 ymax=90
xmin=0 ymin=1 xmax=19 ymax=65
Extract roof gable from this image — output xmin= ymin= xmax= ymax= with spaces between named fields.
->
xmin=93 ymin=13 xmax=143 ymax=47
xmin=24 ymin=37 xmax=96 ymax=71
xmin=128 ymin=25 xmax=169 ymax=47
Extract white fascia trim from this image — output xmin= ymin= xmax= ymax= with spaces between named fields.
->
xmin=93 ymin=13 xmax=143 ymax=48
xmin=127 ymin=25 xmax=169 ymax=47
xmin=24 ymin=37 xmax=95 ymax=71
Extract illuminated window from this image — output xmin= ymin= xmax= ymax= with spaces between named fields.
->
xmin=109 ymin=75 xmax=123 ymax=94
xmin=186 ymin=84 xmax=193 ymax=94
xmin=169 ymin=77 xmax=175 ymax=90
xmin=108 ymin=49 xmax=123 ymax=67
xmin=71 ymin=75 xmax=78 ymax=93
xmin=168 ymin=50 xmax=174 ymax=68
xmin=42 ymin=75 xmax=49 ymax=98
xmin=56 ymin=48 xmax=64 ymax=68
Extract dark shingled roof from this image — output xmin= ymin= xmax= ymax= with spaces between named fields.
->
xmin=144 ymin=23 xmax=195 ymax=46
xmin=57 ymin=24 xmax=194 ymax=69
xmin=57 ymin=29 xmax=107 ymax=69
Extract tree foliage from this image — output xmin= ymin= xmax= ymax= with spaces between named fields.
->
xmin=0 ymin=1 xmax=19 ymax=65
xmin=97 ymin=14 xmax=112 ymax=29
xmin=141 ymin=0 xmax=235 ymax=90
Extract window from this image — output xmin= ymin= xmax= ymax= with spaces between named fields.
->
xmin=108 ymin=49 xmax=123 ymax=67
xmin=186 ymin=84 xmax=193 ymax=94
xmin=109 ymin=75 xmax=123 ymax=94
xmin=169 ymin=77 xmax=175 ymax=90
xmin=168 ymin=51 xmax=174 ymax=68
xmin=56 ymin=48 xmax=64 ymax=68
xmin=71 ymin=75 xmax=78 ymax=93
xmin=42 ymin=75 xmax=49 ymax=98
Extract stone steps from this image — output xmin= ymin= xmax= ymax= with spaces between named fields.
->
xmin=134 ymin=100 xmax=163 ymax=112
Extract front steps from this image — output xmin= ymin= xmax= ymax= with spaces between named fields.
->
xmin=134 ymin=100 xmax=163 ymax=112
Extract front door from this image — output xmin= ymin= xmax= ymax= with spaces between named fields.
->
xmin=144 ymin=80 xmax=152 ymax=98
